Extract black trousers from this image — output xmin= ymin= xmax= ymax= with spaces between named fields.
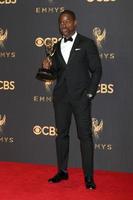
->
xmin=53 ymin=87 xmax=94 ymax=178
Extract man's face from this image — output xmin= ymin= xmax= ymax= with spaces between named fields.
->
xmin=59 ymin=13 xmax=77 ymax=38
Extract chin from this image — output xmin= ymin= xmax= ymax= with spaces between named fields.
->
xmin=61 ymin=31 xmax=70 ymax=38
xmin=64 ymin=34 xmax=71 ymax=38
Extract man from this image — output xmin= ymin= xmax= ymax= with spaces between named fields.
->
xmin=43 ymin=10 xmax=102 ymax=189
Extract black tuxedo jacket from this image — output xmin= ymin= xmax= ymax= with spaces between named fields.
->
xmin=52 ymin=33 xmax=102 ymax=99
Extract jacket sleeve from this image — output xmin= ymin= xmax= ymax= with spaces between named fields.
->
xmin=86 ymin=39 xmax=102 ymax=97
xmin=50 ymin=44 xmax=59 ymax=78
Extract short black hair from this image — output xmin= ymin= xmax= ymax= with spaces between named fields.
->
xmin=59 ymin=10 xmax=76 ymax=21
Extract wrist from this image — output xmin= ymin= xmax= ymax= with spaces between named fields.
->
xmin=86 ymin=93 xmax=93 ymax=99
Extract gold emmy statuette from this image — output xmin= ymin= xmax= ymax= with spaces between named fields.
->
xmin=36 ymin=38 xmax=56 ymax=81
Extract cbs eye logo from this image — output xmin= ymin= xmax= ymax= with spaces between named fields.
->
xmin=33 ymin=125 xmax=57 ymax=136
xmin=0 ymin=0 xmax=17 ymax=4
xmin=35 ymin=37 xmax=61 ymax=47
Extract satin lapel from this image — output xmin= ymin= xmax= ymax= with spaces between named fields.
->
xmin=56 ymin=39 xmax=66 ymax=66
xmin=67 ymin=34 xmax=81 ymax=65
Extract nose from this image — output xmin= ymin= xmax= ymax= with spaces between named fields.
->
xmin=60 ymin=22 xmax=67 ymax=29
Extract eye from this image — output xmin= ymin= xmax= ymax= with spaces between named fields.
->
xmin=66 ymin=20 xmax=71 ymax=23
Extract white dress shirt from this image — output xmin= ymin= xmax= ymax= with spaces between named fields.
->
xmin=60 ymin=31 xmax=77 ymax=64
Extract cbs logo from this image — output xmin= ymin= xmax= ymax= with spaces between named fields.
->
xmin=0 ymin=0 xmax=17 ymax=4
xmin=33 ymin=125 xmax=57 ymax=136
xmin=86 ymin=0 xmax=116 ymax=2
xmin=0 ymin=81 xmax=15 ymax=90
xmin=97 ymin=83 xmax=114 ymax=94
xmin=35 ymin=37 xmax=61 ymax=47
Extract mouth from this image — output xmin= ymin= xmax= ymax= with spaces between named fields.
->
xmin=61 ymin=29 xmax=70 ymax=37
xmin=61 ymin=28 xmax=68 ymax=33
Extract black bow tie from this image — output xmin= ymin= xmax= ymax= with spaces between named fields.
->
xmin=64 ymin=37 xmax=73 ymax=43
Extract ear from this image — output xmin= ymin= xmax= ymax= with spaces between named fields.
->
xmin=74 ymin=20 xmax=78 ymax=27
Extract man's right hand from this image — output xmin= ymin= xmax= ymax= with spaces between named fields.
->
xmin=42 ymin=57 xmax=52 ymax=69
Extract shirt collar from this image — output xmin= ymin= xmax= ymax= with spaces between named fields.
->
xmin=71 ymin=31 xmax=77 ymax=41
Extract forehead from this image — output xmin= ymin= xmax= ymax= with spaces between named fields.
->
xmin=59 ymin=13 xmax=74 ymax=22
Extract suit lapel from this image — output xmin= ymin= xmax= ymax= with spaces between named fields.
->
xmin=67 ymin=33 xmax=81 ymax=65
xmin=56 ymin=40 xmax=66 ymax=66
